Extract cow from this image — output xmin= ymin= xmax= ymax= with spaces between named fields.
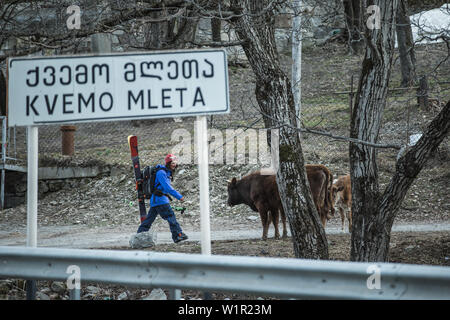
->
xmin=305 ymin=164 xmax=334 ymax=228
xmin=330 ymin=174 xmax=352 ymax=233
xmin=227 ymin=171 xmax=287 ymax=240
xmin=226 ymin=164 xmax=334 ymax=240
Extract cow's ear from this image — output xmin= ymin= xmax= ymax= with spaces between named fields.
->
xmin=231 ymin=177 xmax=237 ymax=185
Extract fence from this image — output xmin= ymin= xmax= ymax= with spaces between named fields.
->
xmin=1 ymin=245 xmax=450 ymax=300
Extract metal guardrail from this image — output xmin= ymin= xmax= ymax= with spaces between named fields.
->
xmin=1 ymin=246 xmax=450 ymax=299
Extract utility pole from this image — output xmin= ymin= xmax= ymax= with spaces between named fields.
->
xmin=292 ymin=0 xmax=302 ymax=128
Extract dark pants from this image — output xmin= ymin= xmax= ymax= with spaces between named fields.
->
xmin=137 ymin=203 xmax=182 ymax=241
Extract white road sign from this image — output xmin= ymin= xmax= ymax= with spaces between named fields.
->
xmin=8 ymin=49 xmax=229 ymax=126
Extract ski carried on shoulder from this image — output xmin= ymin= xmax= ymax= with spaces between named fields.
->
xmin=128 ymin=135 xmax=147 ymax=223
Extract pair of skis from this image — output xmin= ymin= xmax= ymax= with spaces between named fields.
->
xmin=128 ymin=135 xmax=187 ymax=223
xmin=128 ymin=135 xmax=147 ymax=222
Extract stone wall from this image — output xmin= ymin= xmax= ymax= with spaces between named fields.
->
xmin=3 ymin=167 xmax=111 ymax=209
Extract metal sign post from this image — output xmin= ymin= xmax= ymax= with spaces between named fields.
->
xmin=196 ymin=115 xmax=211 ymax=255
xmin=25 ymin=125 xmax=38 ymax=299
xmin=26 ymin=126 xmax=38 ymax=247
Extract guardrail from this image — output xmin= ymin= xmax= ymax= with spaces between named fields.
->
xmin=1 ymin=246 xmax=450 ymax=299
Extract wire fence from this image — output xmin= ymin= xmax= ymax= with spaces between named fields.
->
xmin=2 ymin=38 xmax=449 ymax=224
xmin=4 ymin=42 xmax=450 ymax=171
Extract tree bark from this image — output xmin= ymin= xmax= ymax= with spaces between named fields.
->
xmin=349 ymin=0 xmax=399 ymax=262
xmin=230 ymin=0 xmax=328 ymax=259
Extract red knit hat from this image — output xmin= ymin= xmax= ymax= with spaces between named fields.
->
xmin=165 ymin=154 xmax=177 ymax=165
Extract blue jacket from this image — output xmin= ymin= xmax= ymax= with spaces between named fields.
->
xmin=150 ymin=164 xmax=183 ymax=207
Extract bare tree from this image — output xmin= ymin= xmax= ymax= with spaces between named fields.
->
xmin=229 ymin=0 xmax=329 ymax=259
xmin=211 ymin=0 xmax=222 ymax=42
xmin=0 ymin=1 xmax=203 ymax=61
xmin=349 ymin=0 xmax=450 ymax=262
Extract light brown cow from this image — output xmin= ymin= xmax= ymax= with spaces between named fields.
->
xmin=331 ymin=174 xmax=352 ymax=232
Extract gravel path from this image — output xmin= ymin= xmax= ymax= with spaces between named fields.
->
xmin=2 ymin=221 xmax=450 ymax=249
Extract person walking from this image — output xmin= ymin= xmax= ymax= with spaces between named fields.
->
xmin=137 ymin=154 xmax=188 ymax=243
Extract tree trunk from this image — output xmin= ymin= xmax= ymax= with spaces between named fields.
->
xmin=143 ymin=8 xmax=199 ymax=49
xmin=144 ymin=11 xmax=169 ymax=49
xmin=350 ymin=0 xmax=450 ymax=262
xmin=211 ymin=0 xmax=222 ymax=42
xmin=349 ymin=0 xmax=399 ymax=262
xmin=342 ymin=0 xmax=364 ymax=54
xmin=396 ymin=0 xmax=416 ymax=87
xmin=172 ymin=13 xmax=199 ymax=48
xmin=230 ymin=0 xmax=328 ymax=259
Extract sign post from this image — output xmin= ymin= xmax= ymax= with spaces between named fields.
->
xmin=196 ymin=115 xmax=211 ymax=255
xmin=8 ymin=49 xmax=229 ymax=257
xmin=25 ymin=125 xmax=38 ymax=299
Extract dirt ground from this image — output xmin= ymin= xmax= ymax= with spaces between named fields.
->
xmin=149 ymin=231 xmax=450 ymax=266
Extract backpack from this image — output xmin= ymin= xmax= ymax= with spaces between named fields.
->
xmin=141 ymin=166 xmax=170 ymax=200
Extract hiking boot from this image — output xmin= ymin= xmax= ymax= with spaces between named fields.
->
xmin=174 ymin=232 xmax=188 ymax=243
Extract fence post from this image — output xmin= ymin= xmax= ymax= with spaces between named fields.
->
xmin=349 ymin=75 xmax=354 ymax=116
xmin=1 ymin=117 xmax=6 ymax=209
xmin=61 ymin=125 xmax=76 ymax=156
xmin=417 ymin=75 xmax=429 ymax=109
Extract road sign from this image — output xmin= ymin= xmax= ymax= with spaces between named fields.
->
xmin=9 ymin=48 xmax=229 ymax=258
xmin=7 ymin=49 xmax=229 ymax=126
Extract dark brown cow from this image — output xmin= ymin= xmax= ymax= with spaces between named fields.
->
xmin=331 ymin=174 xmax=352 ymax=232
xmin=227 ymin=165 xmax=334 ymax=240
xmin=227 ymin=171 xmax=286 ymax=240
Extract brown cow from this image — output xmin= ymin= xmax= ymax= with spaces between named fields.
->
xmin=305 ymin=164 xmax=334 ymax=228
xmin=331 ymin=174 xmax=352 ymax=232
xmin=227 ymin=165 xmax=334 ymax=240
xmin=227 ymin=171 xmax=287 ymax=240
